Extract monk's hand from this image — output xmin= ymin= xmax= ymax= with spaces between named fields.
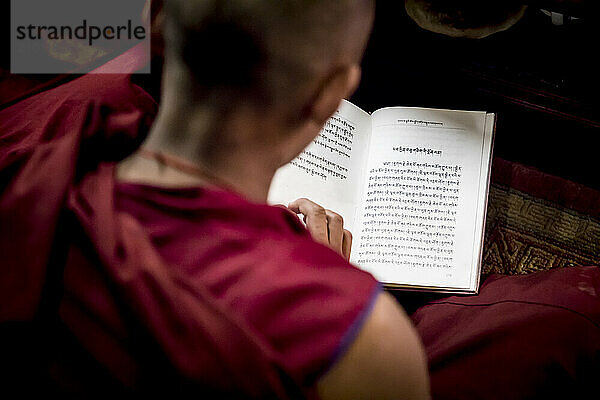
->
xmin=288 ymin=198 xmax=352 ymax=261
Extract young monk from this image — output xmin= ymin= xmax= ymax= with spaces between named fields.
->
xmin=118 ymin=0 xmax=431 ymax=398
xmin=0 ymin=0 xmax=429 ymax=398
xmin=2 ymin=1 xmax=599 ymax=398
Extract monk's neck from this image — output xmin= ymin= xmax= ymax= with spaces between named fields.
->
xmin=119 ymin=108 xmax=280 ymax=203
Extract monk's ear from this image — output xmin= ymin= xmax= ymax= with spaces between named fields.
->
xmin=276 ymin=64 xmax=361 ymax=166
xmin=308 ymin=64 xmax=362 ymax=126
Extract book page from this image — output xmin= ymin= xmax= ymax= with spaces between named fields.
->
xmin=351 ymin=107 xmax=493 ymax=291
xmin=268 ymin=100 xmax=371 ymax=233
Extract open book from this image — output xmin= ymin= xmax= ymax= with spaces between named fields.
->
xmin=268 ymin=100 xmax=495 ymax=294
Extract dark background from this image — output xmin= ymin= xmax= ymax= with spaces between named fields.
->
xmin=351 ymin=2 xmax=599 ymax=191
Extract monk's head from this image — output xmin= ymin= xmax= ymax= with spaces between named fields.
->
xmin=405 ymin=0 xmax=527 ymax=38
xmin=157 ymin=0 xmax=374 ymax=167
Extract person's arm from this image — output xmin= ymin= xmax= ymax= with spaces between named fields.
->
xmin=288 ymin=198 xmax=431 ymax=399
xmin=318 ymin=292 xmax=430 ymax=400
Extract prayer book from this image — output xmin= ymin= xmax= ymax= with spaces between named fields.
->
xmin=268 ymin=99 xmax=495 ymax=294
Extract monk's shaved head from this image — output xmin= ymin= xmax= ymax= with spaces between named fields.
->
xmin=163 ymin=0 xmax=374 ymax=107
xmin=123 ymin=0 xmax=374 ymax=204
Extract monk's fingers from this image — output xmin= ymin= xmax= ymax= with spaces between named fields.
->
xmin=342 ymin=229 xmax=352 ymax=261
xmin=288 ymin=199 xmax=351 ymax=259
xmin=325 ymin=210 xmax=344 ymax=253
xmin=288 ymin=198 xmax=329 ymax=246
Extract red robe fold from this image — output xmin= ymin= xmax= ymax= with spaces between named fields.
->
xmin=0 ymin=71 xmax=295 ymax=395
xmin=0 ymin=73 xmax=154 ymax=321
